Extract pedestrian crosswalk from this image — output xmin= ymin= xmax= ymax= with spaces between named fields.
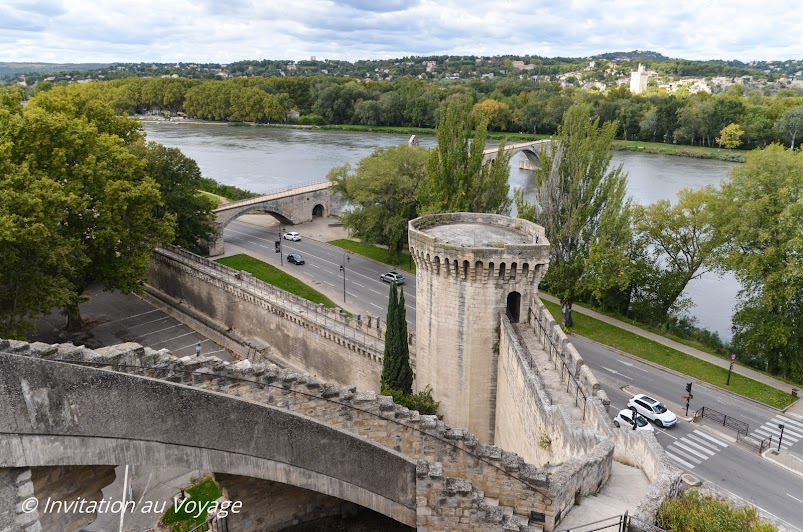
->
xmin=665 ymin=430 xmax=728 ymax=470
xmin=751 ymin=415 xmax=803 ymax=450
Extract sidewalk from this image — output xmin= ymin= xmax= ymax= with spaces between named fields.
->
xmin=538 ymin=293 xmax=800 ymax=410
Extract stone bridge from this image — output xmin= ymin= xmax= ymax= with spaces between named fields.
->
xmin=0 ymin=340 xmax=559 ymax=532
xmin=484 ymin=139 xmax=554 ymax=170
xmin=209 ymin=181 xmax=340 ymax=256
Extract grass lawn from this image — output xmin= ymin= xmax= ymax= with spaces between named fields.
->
xmin=216 ymin=254 xmax=340 ymax=309
xmin=540 ymin=300 xmax=793 ymax=410
xmin=161 ymin=476 xmax=222 ymax=532
xmin=328 ymin=239 xmax=417 ymax=275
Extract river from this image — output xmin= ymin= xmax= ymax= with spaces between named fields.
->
xmin=142 ymin=122 xmax=740 ymax=341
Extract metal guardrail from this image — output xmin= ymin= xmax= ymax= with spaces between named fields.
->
xmin=555 ymin=511 xmax=667 ymax=532
xmin=529 ymin=308 xmax=588 ymax=420
xmin=188 ymin=514 xmax=228 ymax=532
xmin=693 ymin=406 xmax=749 ymax=435
xmin=736 ymin=430 xmax=772 ymax=453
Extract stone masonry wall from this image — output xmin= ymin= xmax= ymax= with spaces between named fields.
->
xmin=495 ymin=316 xmax=614 ymax=527
xmin=525 ymin=298 xmax=683 ymax=526
xmin=2 ymin=339 xmax=554 ymax=531
xmin=147 ymin=245 xmax=413 ymax=391
xmin=32 ymin=466 xmax=116 ymax=532
xmin=0 ymin=468 xmax=39 ymax=532
xmin=215 ymin=473 xmax=347 ymax=531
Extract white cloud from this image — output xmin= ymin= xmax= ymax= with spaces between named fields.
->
xmin=1 ymin=0 xmax=802 ymax=63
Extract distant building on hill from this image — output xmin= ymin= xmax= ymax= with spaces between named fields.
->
xmin=630 ymin=63 xmax=649 ymax=94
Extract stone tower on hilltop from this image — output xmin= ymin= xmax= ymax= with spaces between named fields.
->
xmin=408 ymin=213 xmax=550 ymax=443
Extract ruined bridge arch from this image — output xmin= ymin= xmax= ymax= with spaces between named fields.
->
xmin=209 ymin=181 xmax=340 ymax=256
xmin=483 ymin=139 xmax=554 ymax=171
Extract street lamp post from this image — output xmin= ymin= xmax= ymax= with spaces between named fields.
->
xmin=279 ymin=228 xmax=284 ymax=266
xmin=339 ymin=253 xmax=350 ymax=302
xmin=778 ymin=423 xmax=786 ymax=451
xmin=727 ymin=354 xmax=736 ymax=385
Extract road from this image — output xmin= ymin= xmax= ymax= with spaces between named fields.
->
xmin=224 ymin=220 xmax=418 ymax=330
xmin=225 ymin=220 xmax=803 ymax=530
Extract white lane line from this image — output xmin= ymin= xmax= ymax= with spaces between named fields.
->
xmin=789 ymin=494 xmax=803 ymax=505
xmin=759 ymin=425 xmax=799 ymax=440
xmin=149 ymin=330 xmax=197 ymax=346
xmin=617 ymin=360 xmax=650 ymax=373
xmin=369 ymin=303 xmax=383 ymax=309
xmin=692 ymin=430 xmax=729 ymax=448
xmin=322 ymin=280 xmax=337 ymax=288
xmin=137 ymin=323 xmax=184 ymax=338
xmin=352 ymin=281 xmax=366 ymax=288
xmin=665 ymin=451 xmax=696 ymax=469
xmin=125 ymin=316 xmax=171 ymax=329
xmin=600 ymin=366 xmax=633 ymax=380
xmin=103 ymin=309 xmax=161 ymax=325
xmin=685 ymin=433 xmax=720 ymax=451
xmin=671 ymin=441 xmax=708 ymax=461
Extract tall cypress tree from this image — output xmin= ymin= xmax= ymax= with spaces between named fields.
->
xmin=380 ymin=282 xmax=413 ymax=394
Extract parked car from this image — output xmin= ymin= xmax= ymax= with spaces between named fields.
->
xmin=627 ymin=394 xmax=677 ymax=428
xmin=380 ymin=271 xmax=405 ymax=285
xmin=287 ymin=253 xmax=305 ymax=265
xmin=283 ymin=231 xmax=301 ymax=241
xmin=613 ymin=408 xmax=654 ymax=432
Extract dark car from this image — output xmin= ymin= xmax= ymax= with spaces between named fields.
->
xmin=380 ymin=271 xmax=404 ymax=285
xmin=287 ymin=253 xmax=305 ymax=265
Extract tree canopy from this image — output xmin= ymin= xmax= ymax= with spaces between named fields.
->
xmin=711 ymin=144 xmax=803 ymax=380
xmin=516 ymin=103 xmax=631 ymax=326
xmin=0 ymin=90 xmax=175 ymax=336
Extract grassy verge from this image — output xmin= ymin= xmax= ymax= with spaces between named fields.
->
xmin=216 ymin=254 xmax=340 ymax=309
xmin=612 ymin=140 xmax=746 ymax=162
xmin=328 ymin=239 xmax=417 ymax=274
xmin=161 ymin=476 xmax=222 ymax=532
xmin=541 ymin=300 xmax=793 ymax=409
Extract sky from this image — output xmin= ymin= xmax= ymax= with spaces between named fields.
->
xmin=2 ymin=0 xmax=802 ymax=65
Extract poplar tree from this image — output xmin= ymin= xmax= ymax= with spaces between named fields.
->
xmin=419 ymin=95 xmax=512 ymax=215
xmin=380 ymin=282 xmax=413 ymax=394
xmin=516 ymin=103 xmax=631 ymax=327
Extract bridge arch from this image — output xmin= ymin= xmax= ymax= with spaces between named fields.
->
xmin=0 ymin=353 xmax=416 ymax=527
xmin=210 ymin=182 xmax=340 ymax=256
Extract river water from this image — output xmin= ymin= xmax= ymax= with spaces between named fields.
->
xmin=142 ymin=122 xmax=740 ymax=340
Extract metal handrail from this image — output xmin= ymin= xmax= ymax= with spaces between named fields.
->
xmin=529 ymin=308 xmax=588 ymax=420
xmin=693 ymin=406 xmax=749 ymax=435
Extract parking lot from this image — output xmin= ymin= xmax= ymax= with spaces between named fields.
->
xmin=30 ymin=284 xmax=231 ymax=361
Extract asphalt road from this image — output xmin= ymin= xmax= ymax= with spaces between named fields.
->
xmin=224 ymin=222 xmax=803 ymax=530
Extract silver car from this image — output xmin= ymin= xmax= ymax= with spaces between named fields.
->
xmin=627 ymin=394 xmax=677 ymax=428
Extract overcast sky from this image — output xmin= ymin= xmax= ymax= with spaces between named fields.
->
xmin=2 ymin=0 xmax=801 ymax=65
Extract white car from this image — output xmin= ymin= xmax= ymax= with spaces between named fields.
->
xmin=613 ymin=408 xmax=654 ymax=432
xmin=283 ymin=231 xmax=301 ymax=241
xmin=627 ymin=394 xmax=678 ymax=428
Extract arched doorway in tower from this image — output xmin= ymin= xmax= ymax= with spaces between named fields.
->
xmin=312 ymin=204 xmax=325 ymax=218
xmin=506 ymin=292 xmax=521 ymax=323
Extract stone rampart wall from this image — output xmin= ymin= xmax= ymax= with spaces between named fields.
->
xmin=1 ymin=340 xmax=555 ymax=530
xmin=524 ymin=298 xmax=683 ymax=525
xmin=148 ymin=245 xmax=413 ymax=391
xmin=495 ymin=316 xmax=614 ymax=527
xmin=32 ymin=465 xmax=116 ymax=532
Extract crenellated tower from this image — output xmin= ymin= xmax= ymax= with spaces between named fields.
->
xmin=408 ymin=213 xmax=550 ymax=443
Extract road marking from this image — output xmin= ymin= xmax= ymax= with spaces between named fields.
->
xmin=148 ymin=330 xmax=197 ymax=346
xmin=103 ymin=309 xmax=161 ymax=325
xmin=125 ymin=316 xmax=171 ymax=329
xmin=600 ymin=366 xmax=633 ymax=380
xmin=789 ymin=494 xmax=803 ymax=505
xmin=680 ymin=436 xmax=717 ymax=456
xmin=369 ymin=303 xmax=382 ymax=310
xmin=691 ymin=430 xmax=728 ymax=448
xmin=665 ymin=451 xmax=697 ymax=469
xmin=352 ymin=281 xmax=366 ymax=288
xmin=617 ymin=360 xmax=650 ymax=373
xmin=772 ymin=415 xmax=803 ymax=434
xmin=672 ymin=441 xmax=708 ymax=460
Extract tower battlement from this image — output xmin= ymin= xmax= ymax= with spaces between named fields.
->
xmin=409 ymin=213 xmax=550 ymax=443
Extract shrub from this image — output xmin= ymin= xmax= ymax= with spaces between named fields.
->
xmin=382 ymin=385 xmax=440 ymax=417
xmin=656 ymin=490 xmax=776 ymax=532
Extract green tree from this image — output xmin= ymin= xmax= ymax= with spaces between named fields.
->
xmin=129 ymin=141 xmax=217 ymax=254
xmin=718 ymin=123 xmax=745 ymax=149
xmin=711 ymin=144 xmax=803 ymax=380
xmin=1 ymin=92 xmax=174 ymax=331
xmin=328 ymin=145 xmax=427 ymax=263
xmin=631 ymin=188 xmax=722 ymax=326
xmin=419 ymin=95 xmax=512 ymax=215
xmin=774 ymin=105 xmax=803 ymax=149
xmin=516 ymin=103 xmax=631 ymax=326
xmin=380 ymin=282 xmax=413 ymax=394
